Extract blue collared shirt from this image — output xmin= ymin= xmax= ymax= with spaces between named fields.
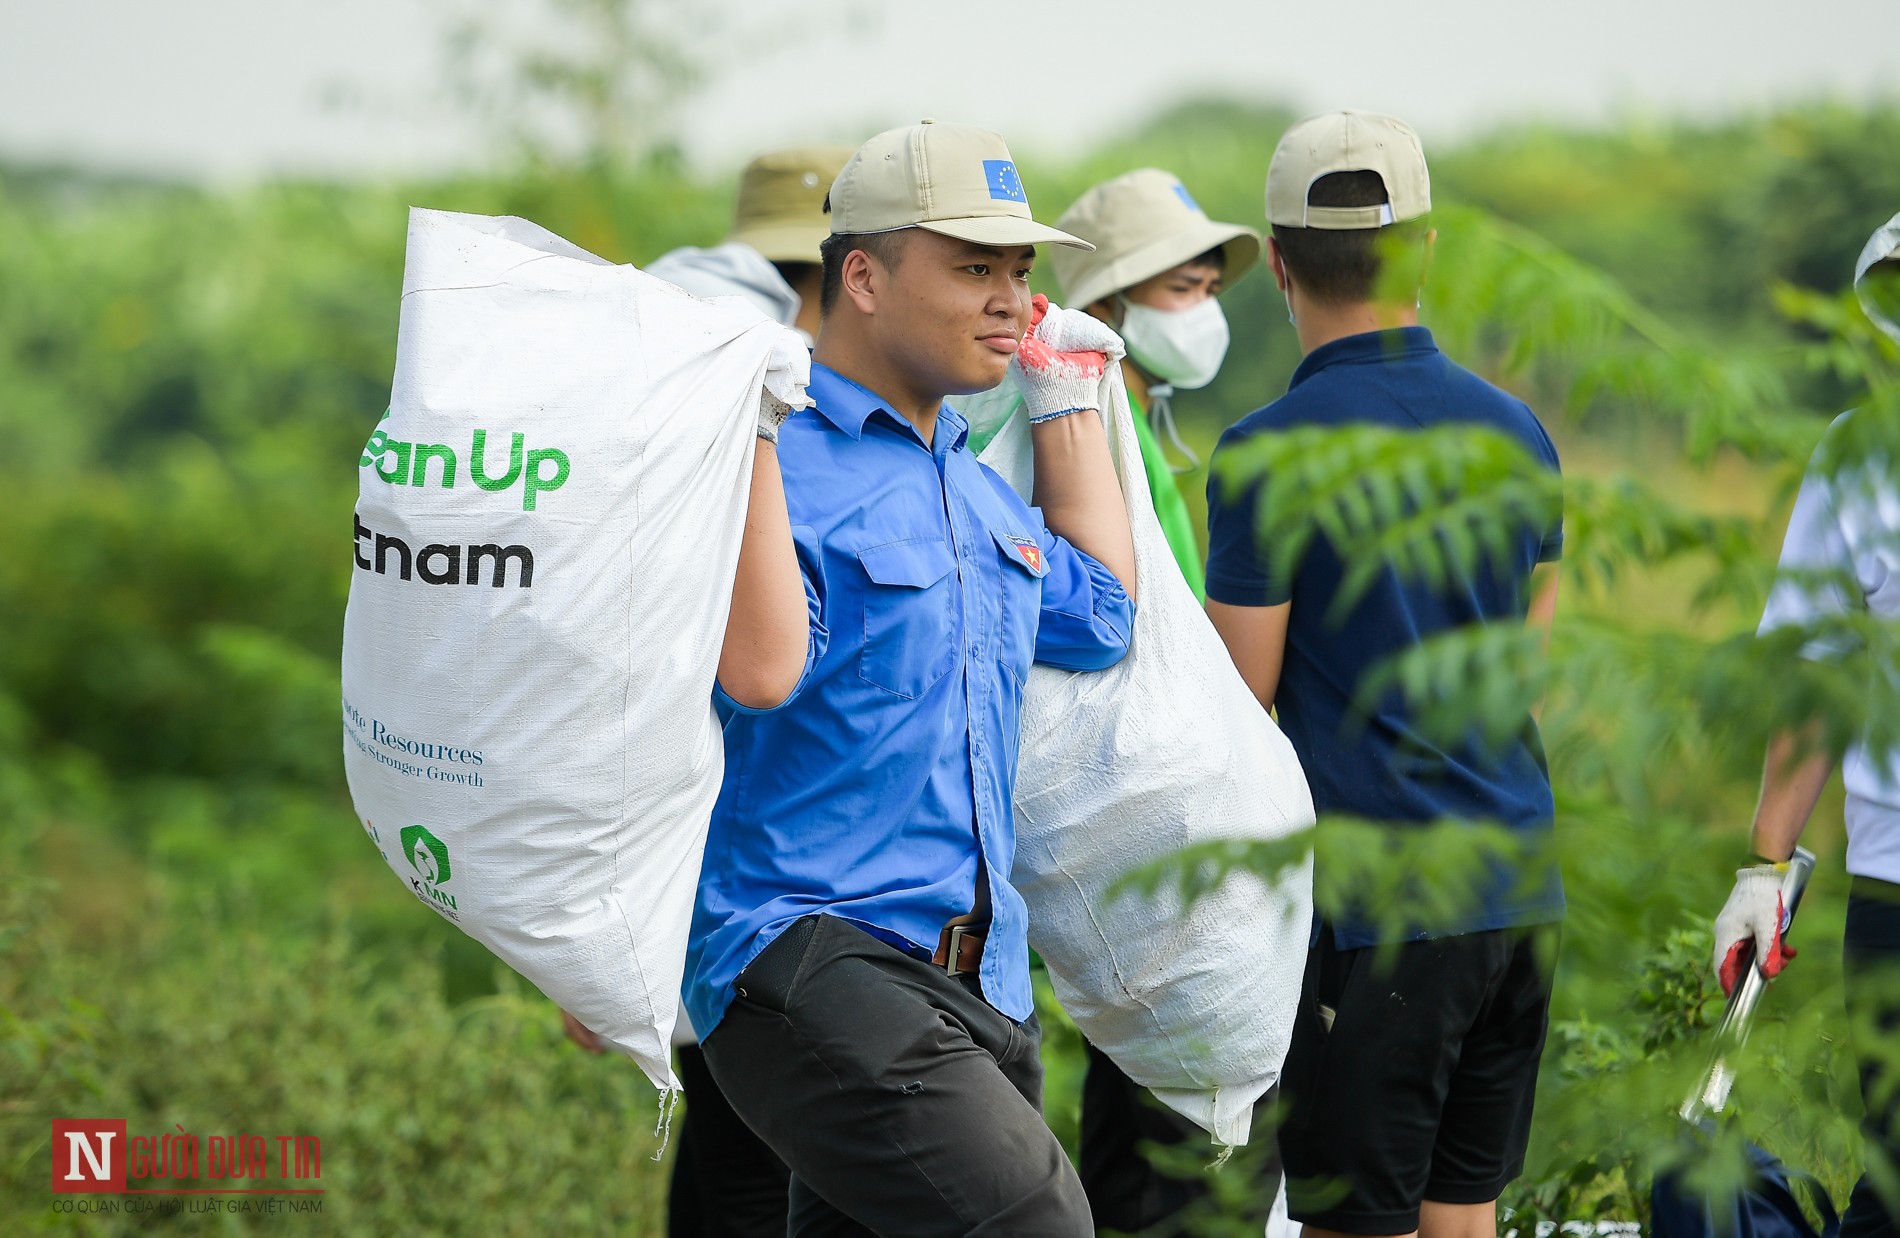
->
xmin=684 ymin=363 xmax=1135 ymax=1035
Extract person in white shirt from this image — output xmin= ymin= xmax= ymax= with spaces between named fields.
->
xmin=1712 ymin=208 xmax=1900 ymax=1238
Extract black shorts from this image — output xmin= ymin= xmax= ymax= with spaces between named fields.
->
xmin=1278 ymin=923 xmax=1559 ymax=1235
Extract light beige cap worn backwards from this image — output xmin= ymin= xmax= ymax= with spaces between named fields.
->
xmin=727 ymin=144 xmax=858 ymax=263
xmin=1052 ymin=168 xmax=1262 ymax=310
xmin=1267 ymin=110 xmax=1432 ymax=230
xmin=826 ymin=121 xmax=1092 ymax=250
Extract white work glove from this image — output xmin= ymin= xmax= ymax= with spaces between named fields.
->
xmin=757 ymin=329 xmax=812 ymax=445
xmin=1711 ymin=860 xmax=1797 ymax=996
xmin=1011 ymin=294 xmax=1126 ymax=424
xmin=757 ymin=391 xmax=793 ymax=444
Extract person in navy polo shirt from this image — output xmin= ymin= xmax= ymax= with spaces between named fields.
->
xmin=1204 ymin=111 xmax=1565 ymax=1238
xmin=688 ymin=121 xmax=1138 ymax=1237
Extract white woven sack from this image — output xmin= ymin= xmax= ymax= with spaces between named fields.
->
xmin=973 ymin=363 xmax=1315 ymax=1146
xmin=342 ymin=208 xmax=811 ymax=1092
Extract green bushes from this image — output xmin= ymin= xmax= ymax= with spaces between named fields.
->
xmin=2 ymin=99 xmax=1898 ymax=1232
xmin=1 ymin=834 xmax=673 ymax=1235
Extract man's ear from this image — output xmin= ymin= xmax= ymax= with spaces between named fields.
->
xmin=1266 ymin=237 xmax=1291 ymax=294
xmin=840 ymin=248 xmax=880 ymax=316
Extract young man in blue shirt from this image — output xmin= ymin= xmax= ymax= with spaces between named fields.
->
xmin=690 ymin=121 xmax=1139 ymax=1237
xmin=1204 ymin=111 xmax=1564 ymax=1238
xmin=566 ymin=143 xmax=857 ymax=1238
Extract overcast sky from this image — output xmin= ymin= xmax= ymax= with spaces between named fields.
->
xmin=2 ymin=0 xmax=1895 ymax=181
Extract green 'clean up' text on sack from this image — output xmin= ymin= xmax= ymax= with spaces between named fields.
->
xmin=342 ymin=208 xmax=810 ymax=1092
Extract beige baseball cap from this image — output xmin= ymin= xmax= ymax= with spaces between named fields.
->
xmin=827 ymin=121 xmax=1092 ymax=250
xmin=1052 ymin=169 xmax=1261 ymax=310
xmin=1267 ymin=110 xmax=1432 ymax=230
xmin=727 ymin=144 xmax=857 ymax=263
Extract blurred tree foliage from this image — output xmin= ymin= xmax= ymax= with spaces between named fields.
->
xmin=438 ymin=0 xmax=717 ymax=164
xmin=1 ymin=97 xmax=1897 ymax=1232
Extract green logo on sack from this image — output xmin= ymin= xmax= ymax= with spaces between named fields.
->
xmin=400 ymin=824 xmax=458 ymax=914
xmin=361 ymin=408 xmax=570 ymax=512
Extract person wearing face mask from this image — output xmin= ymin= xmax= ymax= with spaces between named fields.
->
xmin=647 ymin=144 xmax=856 ymax=346
xmin=1051 ymin=169 xmax=1271 ymax=1234
xmin=1052 ymin=169 xmax=1261 ymax=603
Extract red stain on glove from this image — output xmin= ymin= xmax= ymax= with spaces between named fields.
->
xmin=1718 ymin=893 xmax=1797 ymax=997
xmin=1017 ymin=293 xmax=1108 ymax=380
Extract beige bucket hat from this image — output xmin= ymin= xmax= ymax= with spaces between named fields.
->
xmin=1051 ymin=168 xmax=1261 ymax=309
xmin=727 ymin=144 xmax=858 ymax=263
xmin=827 ymin=121 xmax=1091 ymax=250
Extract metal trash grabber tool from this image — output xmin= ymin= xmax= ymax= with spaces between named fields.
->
xmin=1681 ymin=846 xmax=1817 ymax=1123
xmin=1652 ymin=845 xmax=1839 ymax=1238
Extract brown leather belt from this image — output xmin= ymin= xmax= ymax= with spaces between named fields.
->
xmin=932 ymin=924 xmax=986 ymax=977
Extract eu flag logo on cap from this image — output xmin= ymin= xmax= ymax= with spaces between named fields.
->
xmin=983 ymin=160 xmax=1027 ymax=204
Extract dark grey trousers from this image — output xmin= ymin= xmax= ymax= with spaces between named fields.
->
xmin=669 ymin=1042 xmax=791 ymax=1237
xmin=700 ymin=914 xmax=1092 ymax=1238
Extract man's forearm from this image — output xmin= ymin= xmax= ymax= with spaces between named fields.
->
xmin=1029 ymin=410 xmax=1138 ymax=599
xmin=718 ymin=443 xmax=809 ymax=709
xmin=1206 ymin=599 xmax=1289 ymax=712
xmin=1749 ymin=722 xmax=1834 ymax=861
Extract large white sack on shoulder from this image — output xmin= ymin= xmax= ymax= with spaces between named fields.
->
xmin=343 ymin=208 xmax=811 ymax=1093
xmin=977 ymin=348 xmax=1314 ymax=1148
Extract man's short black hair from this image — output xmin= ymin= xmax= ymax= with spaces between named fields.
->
xmin=819 ymin=230 xmax=911 ymax=316
xmin=1271 ymin=171 xmax=1430 ymax=307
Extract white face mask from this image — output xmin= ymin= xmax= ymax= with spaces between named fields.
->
xmin=1118 ymin=296 xmax=1230 ymax=390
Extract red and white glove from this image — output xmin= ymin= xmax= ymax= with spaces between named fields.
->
xmin=1712 ymin=861 xmax=1797 ymax=996
xmin=1011 ymin=294 xmax=1125 ymax=424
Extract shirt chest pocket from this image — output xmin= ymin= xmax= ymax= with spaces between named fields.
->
xmin=990 ymin=526 xmax=1048 ymax=682
xmin=857 ymin=538 xmax=959 ymax=698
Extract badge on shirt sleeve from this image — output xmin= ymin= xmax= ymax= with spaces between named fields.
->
xmin=1000 ymin=532 xmax=1046 ymax=576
